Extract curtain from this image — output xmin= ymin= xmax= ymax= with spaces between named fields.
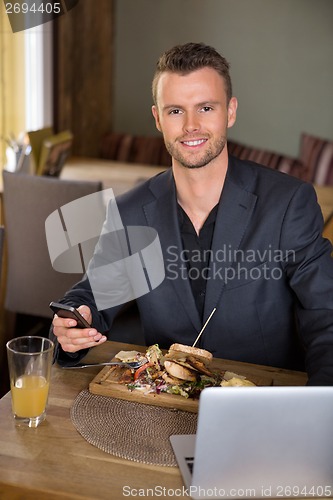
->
xmin=0 ymin=5 xmax=26 ymax=168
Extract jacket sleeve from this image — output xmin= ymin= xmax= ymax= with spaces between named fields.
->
xmin=49 ymin=199 xmax=136 ymax=365
xmin=49 ymin=273 xmax=125 ymax=365
xmin=280 ymin=182 xmax=333 ymax=384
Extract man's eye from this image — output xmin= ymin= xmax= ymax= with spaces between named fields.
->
xmin=169 ymin=109 xmax=182 ymax=115
xmin=201 ymin=106 xmax=213 ymax=112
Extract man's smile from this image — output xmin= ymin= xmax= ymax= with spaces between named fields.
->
xmin=181 ymin=138 xmax=208 ymax=147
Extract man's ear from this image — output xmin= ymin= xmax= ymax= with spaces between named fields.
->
xmin=227 ymin=97 xmax=238 ymax=129
xmin=152 ymin=105 xmax=162 ymax=132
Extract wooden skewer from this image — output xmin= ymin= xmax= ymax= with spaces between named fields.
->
xmin=192 ymin=307 xmax=217 ymax=348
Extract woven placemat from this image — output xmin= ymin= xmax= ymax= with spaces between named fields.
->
xmin=70 ymin=389 xmax=198 ymax=466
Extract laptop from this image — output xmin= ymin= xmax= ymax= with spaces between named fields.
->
xmin=170 ymin=386 xmax=333 ymax=499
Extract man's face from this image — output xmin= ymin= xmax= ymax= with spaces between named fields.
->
xmin=152 ymin=67 xmax=237 ymax=169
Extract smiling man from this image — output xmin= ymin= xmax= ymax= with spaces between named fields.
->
xmin=152 ymin=63 xmax=237 ymax=234
xmin=51 ymin=43 xmax=333 ymax=385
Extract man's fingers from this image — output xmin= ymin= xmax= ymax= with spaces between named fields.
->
xmin=56 ymin=333 xmax=107 ymax=352
xmin=56 ymin=326 xmax=96 ymax=340
xmin=53 ymin=324 xmax=107 ymax=351
xmin=77 ymin=305 xmax=92 ymax=324
xmin=64 ymin=331 xmax=105 ymax=344
xmin=55 ymin=326 xmax=106 ymax=343
xmin=51 ymin=304 xmax=105 ymax=353
xmin=61 ymin=336 xmax=107 ymax=353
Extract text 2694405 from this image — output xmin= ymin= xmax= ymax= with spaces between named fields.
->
xmin=5 ymin=2 xmax=61 ymax=15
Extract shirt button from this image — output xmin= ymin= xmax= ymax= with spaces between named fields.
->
xmin=199 ymin=290 xmax=206 ymax=297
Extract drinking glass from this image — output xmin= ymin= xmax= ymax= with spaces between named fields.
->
xmin=6 ymin=336 xmax=54 ymax=427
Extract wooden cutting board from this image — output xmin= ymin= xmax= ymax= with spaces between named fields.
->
xmin=89 ymin=361 xmax=273 ymax=413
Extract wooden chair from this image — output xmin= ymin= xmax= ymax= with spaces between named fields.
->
xmin=2 ymin=171 xmax=102 ymax=330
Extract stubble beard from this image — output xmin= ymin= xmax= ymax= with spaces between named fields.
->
xmin=164 ymin=135 xmax=227 ymax=169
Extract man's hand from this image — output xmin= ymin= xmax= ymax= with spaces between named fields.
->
xmin=52 ymin=305 xmax=107 ymax=353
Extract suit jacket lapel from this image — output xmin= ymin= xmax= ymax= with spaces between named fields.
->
xmin=143 ymin=169 xmax=202 ymax=332
xmin=203 ymin=157 xmax=258 ymax=320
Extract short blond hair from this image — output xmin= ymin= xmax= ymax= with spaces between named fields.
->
xmin=152 ymin=42 xmax=232 ymax=105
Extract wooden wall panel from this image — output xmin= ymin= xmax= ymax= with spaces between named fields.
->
xmin=53 ymin=1 xmax=114 ymax=157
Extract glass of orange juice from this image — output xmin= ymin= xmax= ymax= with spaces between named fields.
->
xmin=6 ymin=336 xmax=54 ymax=427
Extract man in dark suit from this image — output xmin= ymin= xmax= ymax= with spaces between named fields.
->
xmin=51 ymin=43 xmax=333 ymax=384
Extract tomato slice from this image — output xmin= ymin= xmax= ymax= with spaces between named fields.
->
xmin=133 ymin=362 xmax=153 ymax=381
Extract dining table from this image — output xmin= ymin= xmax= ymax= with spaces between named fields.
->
xmin=60 ymin=157 xmax=167 ymax=196
xmin=0 ymin=340 xmax=310 ymax=500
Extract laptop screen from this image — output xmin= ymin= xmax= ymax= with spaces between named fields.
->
xmin=171 ymin=386 xmax=333 ymax=499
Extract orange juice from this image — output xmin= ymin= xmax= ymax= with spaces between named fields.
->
xmin=11 ymin=375 xmax=50 ymax=417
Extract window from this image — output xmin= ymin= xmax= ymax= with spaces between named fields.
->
xmin=0 ymin=11 xmax=52 ymax=167
xmin=24 ymin=22 xmax=53 ymax=131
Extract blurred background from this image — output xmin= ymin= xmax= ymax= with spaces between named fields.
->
xmin=0 ymin=0 xmax=332 ymax=163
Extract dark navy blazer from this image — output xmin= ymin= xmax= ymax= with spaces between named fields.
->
xmin=55 ymin=156 xmax=333 ymax=384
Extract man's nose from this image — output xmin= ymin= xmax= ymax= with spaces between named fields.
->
xmin=183 ymin=111 xmax=200 ymax=133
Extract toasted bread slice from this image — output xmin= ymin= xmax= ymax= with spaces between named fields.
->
xmin=165 ymin=343 xmax=213 ymax=365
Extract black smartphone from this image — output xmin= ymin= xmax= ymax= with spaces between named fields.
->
xmin=49 ymin=302 xmax=91 ymax=328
